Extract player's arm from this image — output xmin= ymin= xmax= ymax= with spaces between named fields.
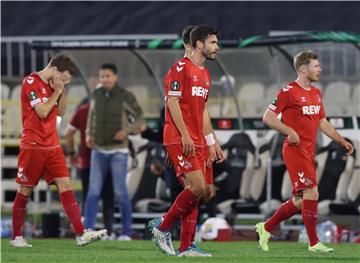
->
xmin=56 ymin=92 xmax=67 ymax=117
xmin=203 ymin=107 xmax=224 ymax=163
xmin=85 ymin=100 xmax=95 ymax=148
xmin=319 ymin=118 xmax=353 ymax=155
xmin=65 ymin=125 xmax=79 ymax=166
xmin=56 ymin=72 xmax=71 ymax=117
xmin=124 ymin=93 xmax=146 ymax=135
xmin=263 ymin=109 xmax=299 ymax=145
xmin=34 ymin=89 xmax=63 ymax=119
xmin=167 ymin=96 xmax=195 ymax=157
xmin=34 ymin=72 xmax=65 ymax=119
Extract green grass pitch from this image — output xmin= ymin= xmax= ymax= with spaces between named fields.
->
xmin=2 ymin=239 xmax=359 ymax=263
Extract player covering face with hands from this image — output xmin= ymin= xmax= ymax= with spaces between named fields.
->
xmin=11 ymin=53 xmax=106 ymax=248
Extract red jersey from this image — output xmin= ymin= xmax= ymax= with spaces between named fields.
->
xmin=20 ymin=72 xmax=60 ymax=148
xmin=69 ymin=103 xmax=91 ymax=169
xmin=163 ymin=57 xmax=211 ymax=146
xmin=268 ymin=81 xmax=326 ymax=155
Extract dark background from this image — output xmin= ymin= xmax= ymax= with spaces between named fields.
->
xmin=2 ymin=1 xmax=360 ymax=38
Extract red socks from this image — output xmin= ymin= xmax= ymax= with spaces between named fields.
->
xmin=60 ymin=190 xmax=84 ymax=235
xmin=159 ymin=188 xmax=198 ymax=231
xmin=265 ymin=199 xmax=301 ymax=232
xmin=302 ymin=199 xmax=319 ymax=246
xmin=179 ymin=206 xmax=198 ymax=252
xmin=12 ymin=192 xmax=29 ymax=239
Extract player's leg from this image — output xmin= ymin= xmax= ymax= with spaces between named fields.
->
xmin=10 ymin=185 xmax=33 ymax=247
xmin=11 ymin=148 xmax=45 ymax=247
xmin=177 ymin=147 xmax=213 ymax=256
xmin=48 ymin=148 xmax=107 ymax=246
xmin=303 ymin=187 xmax=333 ymax=252
xmin=256 ymin=196 xmax=302 ymax=251
xmin=154 ymin=170 xmax=203 ymax=255
xmin=110 ymin=152 xmax=132 ymax=240
xmin=177 ymin=184 xmax=214 ymax=257
xmin=160 ymin=170 xmax=204 ymax=231
xmin=256 ymin=146 xmax=303 ymax=251
xmin=54 ymin=177 xmax=84 ymax=235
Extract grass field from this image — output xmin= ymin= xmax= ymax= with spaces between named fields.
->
xmin=2 ymin=239 xmax=359 ymax=263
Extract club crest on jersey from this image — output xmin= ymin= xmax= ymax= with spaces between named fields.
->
xmin=193 ymin=75 xmax=198 ymax=82
xmin=300 ymin=96 xmax=306 ymax=102
xmin=171 ymin=81 xmax=180 ymax=91
xmin=302 ymin=105 xmax=321 ymax=115
xmin=29 ymin=90 xmax=38 ymax=100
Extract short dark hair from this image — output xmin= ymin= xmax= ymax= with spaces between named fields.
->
xmin=50 ymin=53 xmax=76 ymax=75
xmin=182 ymin=25 xmax=195 ymax=45
xmin=100 ymin=63 xmax=117 ymax=74
xmin=190 ymin=25 xmax=218 ymax=48
xmin=293 ymin=51 xmax=319 ymax=71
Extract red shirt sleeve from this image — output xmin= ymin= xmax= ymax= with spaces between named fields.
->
xmin=165 ymin=60 xmax=187 ymax=99
xmin=22 ymin=76 xmax=44 ymax=108
xmin=268 ymin=87 xmax=290 ymax=115
xmin=70 ymin=108 xmax=81 ymax=130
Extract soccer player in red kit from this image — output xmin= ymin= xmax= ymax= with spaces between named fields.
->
xmin=150 ymin=25 xmax=224 ymax=257
xmin=10 ymin=54 xmax=106 ymax=248
xmin=149 ymin=25 xmax=224 ymax=257
xmin=256 ymin=51 xmax=353 ymax=253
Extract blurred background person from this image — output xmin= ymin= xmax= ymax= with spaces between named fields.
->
xmin=65 ymin=101 xmax=115 ymax=239
xmin=84 ymin=63 xmax=145 ymax=240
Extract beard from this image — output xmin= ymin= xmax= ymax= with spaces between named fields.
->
xmin=307 ymin=74 xmax=319 ymax=82
xmin=202 ymin=49 xmax=217 ymax=61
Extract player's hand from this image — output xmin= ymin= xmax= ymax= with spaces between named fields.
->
xmin=214 ymin=142 xmax=225 ymax=163
xmin=113 ymin=130 xmax=128 ymax=141
xmin=165 ymin=152 xmax=173 ymax=168
xmin=86 ymin=136 xmax=95 ymax=149
xmin=181 ymin=132 xmax=195 ymax=157
xmin=340 ymin=138 xmax=354 ymax=155
xmin=49 ymin=72 xmax=65 ymax=94
xmin=62 ymin=71 xmax=72 ymax=86
xmin=69 ymin=153 xmax=80 ymax=167
xmin=207 ymin=144 xmax=217 ymax=167
xmin=288 ymin=129 xmax=300 ymax=146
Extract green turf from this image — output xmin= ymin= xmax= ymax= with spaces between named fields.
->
xmin=2 ymin=239 xmax=359 ymax=263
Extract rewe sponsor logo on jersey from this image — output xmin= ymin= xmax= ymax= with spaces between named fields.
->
xmin=302 ymin=105 xmax=321 ymax=115
xmin=192 ymin=86 xmax=208 ymax=98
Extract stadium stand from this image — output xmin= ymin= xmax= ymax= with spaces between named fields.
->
xmin=324 ymin=81 xmax=352 ymax=116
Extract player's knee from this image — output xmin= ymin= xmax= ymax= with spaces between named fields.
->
xmin=190 ymin=183 xmax=206 ymax=198
xmin=55 ymin=179 xmax=73 ymax=193
xmin=18 ymin=186 xmax=33 ymax=197
xmin=292 ymin=198 xmax=303 ymax=209
xmin=303 ymin=187 xmax=318 ymax=200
